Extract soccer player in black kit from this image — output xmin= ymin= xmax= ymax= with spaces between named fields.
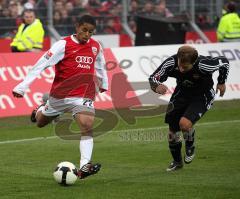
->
xmin=149 ymin=45 xmax=230 ymax=171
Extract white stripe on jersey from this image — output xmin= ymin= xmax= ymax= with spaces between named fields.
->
xmin=199 ymin=63 xmax=220 ymax=68
xmin=199 ymin=62 xmax=229 ymax=68
xmin=199 ymin=58 xmax=229 ymax=73
xmin=199 ymin=63 xmax=229 ymax=73
xmin=151 ymin=60 xmax=174 ymax=84
xmin=154 ymin=57 xmax=174 ymax=79
xmin=199 ymin=65 xmax=219 ymax=72
xmin=159 ymin=61 xmax=174 ymax=76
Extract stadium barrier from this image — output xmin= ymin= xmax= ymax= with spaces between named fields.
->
xmin=185 ymin=31 xmax=217 ymax=43
xmin=0 ymin=34 xmax=132 ymax=53
xmin=1 ymin=42 xmax=240 ymax=117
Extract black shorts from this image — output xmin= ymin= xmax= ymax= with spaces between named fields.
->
xmin=165 ymin=88 xmax=215 ymax=131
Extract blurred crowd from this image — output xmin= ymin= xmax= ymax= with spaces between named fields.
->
xmin=0 ymin=0 xmax=176 ymax=37
xmin=0 ymin=0 xmax=238 ymax=38
xmin=0 ymin=0 xmax=40 ymax=37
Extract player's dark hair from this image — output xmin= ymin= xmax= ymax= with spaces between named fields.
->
xmin=177 ymin=45 xmax=198 ymax=64
xmin=76 ymin=15 xmax=96 ymax=27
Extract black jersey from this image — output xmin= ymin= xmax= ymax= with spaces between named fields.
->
xmin=149 ymin=54 xmax=229 ymax=94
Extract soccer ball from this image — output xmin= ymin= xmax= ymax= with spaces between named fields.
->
xmin=53 ymin=161 xmax=78 ymax=185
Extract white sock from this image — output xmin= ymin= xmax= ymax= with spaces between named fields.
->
xmin=80 ymin=136 xmax=93 ymax=169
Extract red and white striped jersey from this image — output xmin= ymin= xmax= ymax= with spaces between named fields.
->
xmin=13 ymin=35 xmax=108 ymax=100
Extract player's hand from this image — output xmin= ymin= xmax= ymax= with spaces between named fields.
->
xmin=216 ymin=83 xmax=226 ymax=97
xmin=12 ymin=91 xmax=24 ymax=98
xmin=155 ymin=84 xmax=168 ymax=95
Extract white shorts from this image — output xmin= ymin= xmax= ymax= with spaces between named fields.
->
xmin=42 ymin=97 xmax=95 ymax=117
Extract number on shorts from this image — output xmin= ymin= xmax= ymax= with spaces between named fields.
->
xmin=83 ymin=99 xmax=93 ymax=108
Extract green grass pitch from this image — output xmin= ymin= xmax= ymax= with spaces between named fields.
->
xmin=0 ymin=100 xmax=240 ymax=199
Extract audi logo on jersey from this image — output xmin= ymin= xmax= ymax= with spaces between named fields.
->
xmin=75 ymin=56 xmax=93 ymax=70
xmin=75 ymin=56 xmax=93 ymax=64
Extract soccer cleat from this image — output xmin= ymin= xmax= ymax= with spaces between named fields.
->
xmin=184 ymin=146 xmax=195 ymax=164
xmin=166 ymin=161 xmax=183 ymax=172
xmin=30 ymin=103 xmax=46 ymax=123
xmin=77 ymin=163 xmax=101 ymax=179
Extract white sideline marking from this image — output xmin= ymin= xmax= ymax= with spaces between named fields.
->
xmin=0 ymin=136 xmax=57 ymax=144
xmin=0 ymin=119 xmax=239 ymax=145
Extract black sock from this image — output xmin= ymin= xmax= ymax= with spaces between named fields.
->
xmin=169 ymin=141 xmax=182 ymax=163
xmin=185 ymin=129 xmax=195 ymax=149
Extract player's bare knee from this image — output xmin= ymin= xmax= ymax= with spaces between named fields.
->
xmin=81 ymin=122 xmax=93 ymax=131
xmin=79 ymin=119 xmax=93 ymax=135
xmin=179 ymin=117 xmax=192 ymax=132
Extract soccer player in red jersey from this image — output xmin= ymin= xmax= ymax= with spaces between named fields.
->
xmin=12 ymin=15 xmax=108 ymax=179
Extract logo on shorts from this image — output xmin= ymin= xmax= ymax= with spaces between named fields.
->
xmin=83 ymin=99 xmax=93 ymax=108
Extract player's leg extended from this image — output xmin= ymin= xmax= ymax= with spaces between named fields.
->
xmin=165 ymin=107 xmax=184 ymax=171
xmin=35 ymin=110 xmax=58 ymax=128
xmin=166 ymin=129 xmax=183 ymax=171
xmin=179 ymin=117 xmax=195 ymax=164
xmin=181 ymin=89 xmax=215 ymax=164
xmin=75 ymin=112 xmax=94 ymax=168
xmin=32 ymin=96 xmax=61 ymax=128
xmin=165 ymin=90 xmax=186 ymax=171
xmin=74 ymin=112 xmax=101 ymax=179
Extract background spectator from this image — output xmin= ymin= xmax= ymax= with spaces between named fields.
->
xmin=154 ymin=0 xmax=173 ymax=17
xmin=10 ymin=9 xmax=45 ymax=52
xmin=217 ymin=1 xmax=240 ymax=42
xmin=140 ymin=1 xmax=154 ymax=16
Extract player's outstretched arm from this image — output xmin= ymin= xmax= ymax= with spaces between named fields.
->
xmin=12 ymin=40 xmax=66 ymax=97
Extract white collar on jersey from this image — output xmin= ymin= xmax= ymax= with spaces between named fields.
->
xmin=71 ymin=34 xmax=90 ymax=44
